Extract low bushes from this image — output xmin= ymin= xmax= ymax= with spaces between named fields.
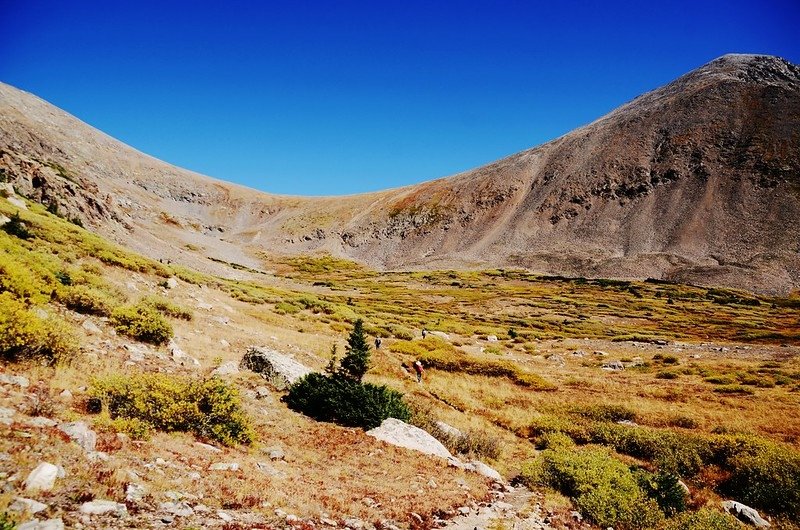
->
xmin=90 ymin=373 xmax=255 ymax=446
xmin=528 ymin=416 xmax=800 ymax=518
xmin=110 ymin=303 xmax=173 ymax=344
xmin=520 ymin=445 xmax=664 ymax=529
xmin=0 ymin=292 xmax=78 ymax=364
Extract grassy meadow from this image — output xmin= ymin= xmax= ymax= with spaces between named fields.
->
xmin=1 ymin=193 xmax=799 ymax=528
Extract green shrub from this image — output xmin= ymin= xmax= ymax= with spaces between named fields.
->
xmin=656 ymin=371 xmax=679 ymax=379
xmin=61 ymin=285 xmax=117 ymax=316
xmin=91 ymin=373 xmax=254 ymax=446
xmin=110 ymin=303 xmax=173 ymax=344
xmin=284 ymin=372 xmax=410 ymax=429
xmin=722 ymin=441 xmax=800 ymax=516
xmin=0 ymin=293 xmax=78 ymax=364
xmin=520 ymin=446 xmax=664 ymax=529
xmin=632 ymin=469 xmax=687 ymax=516
xmin=661 ymin=508 xmax=745 ymax=530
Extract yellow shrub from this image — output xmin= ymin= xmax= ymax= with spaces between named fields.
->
xmin=91 ymin=373 xmax=255 ymax=446
xmin=60 ymin=284 xmax=118 ymax=316
xmin=0 ymin=292 xmax=78 ymax=363
xmin=110 ymin=303 xmax=173 ymax=345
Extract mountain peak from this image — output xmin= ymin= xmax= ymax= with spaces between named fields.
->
xmin=697 ymin=53 xmax=800 ymax=85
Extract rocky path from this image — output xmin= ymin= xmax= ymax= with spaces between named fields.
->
xmin=441 ymin=485 xmax=555 ymax=530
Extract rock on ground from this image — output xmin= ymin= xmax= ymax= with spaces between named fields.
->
xmin=17 ymin=519 xmax=64 ymax=530
xmin=58 ymin=421 xmax=97 ymax=452
xmin=24 ymin=462 xmax=59 ymax=491
xmin=366 ymin=418 xmax=452 ymax=459
xmin=722 ymin=500 xmax=771 ymax=528
xmin=79 ymin=500 xmax=127 ymax=516
xmin=241 ymin=346 xmax=313 ymax=387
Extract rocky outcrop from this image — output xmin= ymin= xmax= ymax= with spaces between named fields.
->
xmin=241 ymin=347 xmax=313 ymax=387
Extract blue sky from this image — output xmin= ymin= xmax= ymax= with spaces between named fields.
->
xmin=1 ymin=1 xmax=798 ymax=196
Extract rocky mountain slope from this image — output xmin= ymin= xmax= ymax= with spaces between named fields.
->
xmin=1 ymin=54 xmax=798 ymax=293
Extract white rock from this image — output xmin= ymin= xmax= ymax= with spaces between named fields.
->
xmin=217 ymin=511 xmax=233 ymax=522
xmin=169 ymin=341 xmax=200 ymax=367
xmin=165 ymin=278 xmax=178 ymax=289
xmin=219 ymin=339 xmax=230 ymax=348
xmin=10 ymin=497 xmax=48 ymax=514
xmin=81 ymin=320 xmax=102 ymax=335
xmin=0 ymin=373 xmax=30 ymax=387
xmin=465 ymin=460 xmax=503 ymax=482
xmin=195 ymin=442 xmax=222 ymax=453
xmin=722 ymin=500 xmax=771 ymax=528
xmin=209 ymin=462 xmax=239 ymax=471
xmin=27 ymin=417 xmax=57 ymax=428
xmin=126 ymin=483 xmax=146 ymax=502
xmin=24 ymin=463 xmax=59 ymax=491
xmin=366 ymin=418 xmax=452 ymax=459
xmin=59 ymin=389 xmax=72 ymax=399
xmin=17 ymin=519 xmax=64 ymax=530
xmin=0 ymin=406 xmax=14 ymax=425
xmin=159 ymin=501 xmax=194 ymax=517
xmin=486 ymin=335 xmax=498 ymax=342
xmin=79 ymin=500 xmax=127 ymax=516
xmin=211 ymin=361 xmax=239 ymax=376
xmin=58 ymin=421 xmax=97 ymax=452
xmin=434 ymin=421 xmax=463 ymax=439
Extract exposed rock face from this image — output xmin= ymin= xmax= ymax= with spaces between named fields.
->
xmin=1 ymin=54 xmax=798 ymax=293
xmin=366 ymin=418 xmax=453 ymax=459
xmin=241 ymin=347 xmax=313 ymax=387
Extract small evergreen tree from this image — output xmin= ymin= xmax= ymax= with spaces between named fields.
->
xmin=338 ymin=318 xmax=371 ymax=381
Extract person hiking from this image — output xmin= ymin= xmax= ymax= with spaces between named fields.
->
xmin=421 ymin=328 xmax=427 ymax=339
xmin=374 ymin=337 xmax=382 ymax=349
xmin=413 ymin=360 xmax=424 ymax=383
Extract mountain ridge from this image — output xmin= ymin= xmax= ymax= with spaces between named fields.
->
xmin=1 ymin=53 xmax=799 ymax=294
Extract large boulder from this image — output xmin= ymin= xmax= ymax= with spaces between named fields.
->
xmin=366 ymin=418 xmax=452 ymax=459
xmin=241 ymin=347 xmax=313 ymax=387
xmin=722 ymin=501 xmax=770 ymax=528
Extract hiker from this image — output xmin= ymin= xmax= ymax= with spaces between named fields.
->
xmin=375 ymin=337 xmax=382 ymax=349
xmin=421 ymin=328 xmax=427 ymax=339
xmin=413 ymin=360 xmax=424 ymax=383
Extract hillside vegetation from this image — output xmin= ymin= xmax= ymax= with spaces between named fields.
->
xmin=0 ymin=191 xmax=799 ymax=529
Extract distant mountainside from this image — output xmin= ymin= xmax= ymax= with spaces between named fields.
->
xmin=1 ymin=54 xmax=799 ymax=294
